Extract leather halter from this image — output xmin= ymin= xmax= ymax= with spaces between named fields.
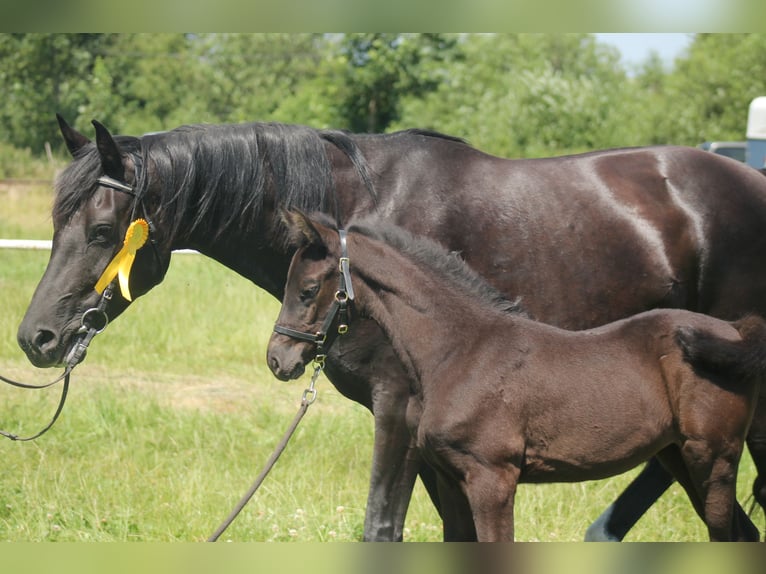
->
xmin=0 ymin=157 xmax=153 ymax=441
xmin=273 ymin=230 xmax=354 ymax=360
xmin=97 ymin=156 xmax=162 ymax=286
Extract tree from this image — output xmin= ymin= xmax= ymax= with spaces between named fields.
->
xmin=81 ymin=33 xmax=211 ymax=134
xmin=393 ymin=34 xmax=629 ymax=157
xmin=197 ymin=33 xmax=325 ymax=124
xmin=658 ymin=34 xmax=766 ymax=144
xmin=272 ymin=34 xmax=462 ymax=133
xmin=0 ymin=34 xmax=114 ymax=152
xmin=337 ymin=34 xmax=461 ymax=133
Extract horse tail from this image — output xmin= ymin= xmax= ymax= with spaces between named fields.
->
xmin=676 ymin=315 xmax=766 ymax=384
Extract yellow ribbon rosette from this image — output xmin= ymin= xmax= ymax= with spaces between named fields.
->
xmin=95 ymin=219 xmax=150 ymax=301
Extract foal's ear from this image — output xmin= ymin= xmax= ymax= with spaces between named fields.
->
xmin=56 ymin=114 xmax=91 ymax=157
xmin=280 ymin=209 xmax=326 ymax=249
xmin=92 ymin=120 xmax=126 ymax=180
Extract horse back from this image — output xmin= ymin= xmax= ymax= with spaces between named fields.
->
xmin=346 ymin=138 xmax=766 ymax=329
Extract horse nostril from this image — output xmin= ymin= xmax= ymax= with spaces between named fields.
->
xmin=33 ymin=329 xmax=57 ymax=351
xmin=268 ymin=354 xmax=281 ymax=375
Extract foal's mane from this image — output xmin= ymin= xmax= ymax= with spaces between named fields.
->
xmin=52 ymin=121 xmax=469 ymax=248
xmin=337 ymin=215 xmax=524 ymax=316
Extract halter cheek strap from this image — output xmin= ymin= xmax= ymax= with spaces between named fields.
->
xmin=273 ymin=229 xmax=354 ymax=358
xmin=96 ymin=163 xmax=162 ymax=301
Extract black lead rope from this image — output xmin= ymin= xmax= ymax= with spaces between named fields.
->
xmin=0 ymin=372 xmax=71 ymax=442
xmin=0 ymin=285 xmax=113 ymax=442
xmin=207 ymin=358 xmax=322 ymax=542
xmin=210 ymin=230 xmax=354 ymax=541
xmin=1 ymin=165 xmax=149 ymax=443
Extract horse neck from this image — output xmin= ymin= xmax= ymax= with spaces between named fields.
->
xmin=348 ymin=236 xmax=508 ymax=387
xmin=152 ymin=130 xmax=375 ymax=299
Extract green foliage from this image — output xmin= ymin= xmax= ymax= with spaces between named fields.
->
xmin=659 ymin=34 xmax=766 ymax=144
xmin=391 ymin=34 xmax=630 ymax=156
xmin=2 ymin=33 xmax=766 ymax=159
xmin=0 ymin=34 xmax=114 ymax=151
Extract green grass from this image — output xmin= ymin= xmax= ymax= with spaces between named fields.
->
xmin=0 ymin=183 xmax=762 ymax=542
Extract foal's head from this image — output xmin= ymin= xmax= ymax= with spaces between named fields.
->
xmin=267 ymin=211 xmax=349 ymax=381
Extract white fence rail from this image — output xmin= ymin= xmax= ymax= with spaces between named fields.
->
xmin=0 ymin=239 xmax=52 ymax=250
xmin=0 ymin=239 xmax=197 ymax=254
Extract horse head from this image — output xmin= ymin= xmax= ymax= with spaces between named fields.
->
xmin=267 ymin=211 xmax=349 ymax=381
xmin=17 ymin=116 xmax=171 ymax=368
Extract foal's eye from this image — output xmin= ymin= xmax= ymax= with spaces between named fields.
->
xmin=88 ymin=224 xmax=114 ymax=245
xmin=299 ymin=285 xmax=320 ymax=303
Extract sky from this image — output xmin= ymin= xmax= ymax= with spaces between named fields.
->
xmin=595 ymin=33 xmax=694 ymax=68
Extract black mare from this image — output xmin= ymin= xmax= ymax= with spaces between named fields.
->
xmin=16 ymin=116 xmax=766 ymax=540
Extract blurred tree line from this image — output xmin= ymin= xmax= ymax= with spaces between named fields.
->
xmin=2 ymin=33 xmax=766 ymax=160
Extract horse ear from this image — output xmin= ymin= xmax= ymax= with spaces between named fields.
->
xmin=92 ymin=120 xmax=125 ymax=179
xmin=56 ymin=114 xmax=91 ymax=157
xmin=281 ymin=209 xmax=326 ymax=248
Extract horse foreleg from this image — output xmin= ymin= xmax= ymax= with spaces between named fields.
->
xmin=585 ymin=457 xmax=674 ymax=541
xmin=435 ymin=473 xmax=477 ymax=541
xmin=363 ymin=405 xmax=422 ymax=541
xmin=462 ymin=464 xmax=520 ymax=542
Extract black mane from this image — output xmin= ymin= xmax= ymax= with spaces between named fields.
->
xmin=145 ymin=122 xmax=344 ymax=244
xmin=52 ymin=121 xmax=471 ymax=248
xmin=339 ymin=214 xmax=524 ymax=316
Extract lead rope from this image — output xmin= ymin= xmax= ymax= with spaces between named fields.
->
xmin=209 ymin=230 xmax=353 ymax=541
xmin=207 ymin=357 xmax=323 ymax=542
xmin=0 ymin=285 xmax=113 ymax=441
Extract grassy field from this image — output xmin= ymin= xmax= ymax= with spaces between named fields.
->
xmin=0 ymin=181 xmax=762 ymax=542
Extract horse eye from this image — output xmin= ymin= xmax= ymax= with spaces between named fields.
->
xmin=299 ymin=285 xmax=320 ymax=303
xmin=88 ymin=224 xmax=114 ymax=244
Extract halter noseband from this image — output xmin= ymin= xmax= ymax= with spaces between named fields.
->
xmin=273 ymin=229 xmax=354 ymax=361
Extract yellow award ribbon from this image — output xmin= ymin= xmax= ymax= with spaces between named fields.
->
xmin=94 ymin=219 xmax=150 ymax=301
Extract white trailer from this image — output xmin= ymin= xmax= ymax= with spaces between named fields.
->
xmin=746 ymin=96 xmax=766 ymax=169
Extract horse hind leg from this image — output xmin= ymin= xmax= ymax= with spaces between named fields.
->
xmin=658 ymin=441 xmax=755 ymax=541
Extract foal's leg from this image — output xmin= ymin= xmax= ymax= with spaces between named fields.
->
xmin=462 ymin=464 xmax=521 ymax=542
xmin=657 ymin=445 xmax=757 ymax=541
xmin=662 ymin=440 xmax=748 ymax=541
xmin=436 ymin=474 xmax=478 ymax=541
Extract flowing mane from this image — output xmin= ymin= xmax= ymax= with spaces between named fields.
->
xmin=53 ymin=123 xmax=355 ymax=245
xmin=52 ymin=122 xmax=467 ymax=248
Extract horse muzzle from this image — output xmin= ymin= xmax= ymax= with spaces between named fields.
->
xmin=17 ymin=323 xmax=72 ymax=369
